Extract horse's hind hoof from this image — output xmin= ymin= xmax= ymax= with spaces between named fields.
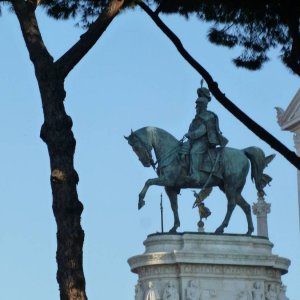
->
xmin=245 ymin=230 xmax=253 ymax=236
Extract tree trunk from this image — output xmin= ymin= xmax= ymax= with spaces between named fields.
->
xmin=11 ymin=1 xmax=88 ymax=296
xmin=11 ymin=1 xmax=126 ymax=298
xmin=37 ymin=64 xmax=87 ymax=300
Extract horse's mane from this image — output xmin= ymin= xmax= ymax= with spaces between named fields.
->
xmin=135 ymin=126 xmax=179 ymax=146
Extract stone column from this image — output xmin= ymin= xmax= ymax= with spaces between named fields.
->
xmin=252 ymin=195 xmax=271 ymax=238
xmin=293 ymin=133 xmax=300 ymax=156
xmin=294 ymin=134 xmax=300 ymax=231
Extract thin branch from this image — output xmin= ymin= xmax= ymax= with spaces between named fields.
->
xmin=26 ymin=0 xmax=40 ymax=10
xmin=155 ymin=4 xmax=163 ymax=15
xmin=55 ymin=0 xmax=125 ymax=79
xmin=222 ymin=23 xmax=234 ymax=33
xmin=138 ymin=1 xmax=300 ymax=170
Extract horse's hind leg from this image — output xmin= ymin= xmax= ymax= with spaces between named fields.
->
xmin=236 ymin=194 xmax=254 ymax=235
xmin=215 ymin=185 xmax=236 ymax=234
xmin=165 ymin=187 xmax=180 ymax=233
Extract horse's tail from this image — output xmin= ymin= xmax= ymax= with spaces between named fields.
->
xmin=243 ymin=147 xmax=275 ymax=195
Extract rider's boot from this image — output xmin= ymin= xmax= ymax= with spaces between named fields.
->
xmin=186 ymin=173 xmax=201 ymax=184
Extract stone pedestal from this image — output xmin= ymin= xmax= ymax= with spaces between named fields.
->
xmin=252 ymin=195 xmax=271 ymax=238
xmin=128 ymin=233 xmax=290 ymax=300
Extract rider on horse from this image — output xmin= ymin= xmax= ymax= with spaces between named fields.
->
xmin=184 ymin=86 xmax=228 ymax=183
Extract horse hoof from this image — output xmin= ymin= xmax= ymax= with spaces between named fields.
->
xmin=169 ymin=228 xmax=177 ymax=234
xmin=138 ymin=199 xmax=145 ymax=210
xmin=245 ymin=230 xmax=253 ymax=236
xmin=215 ymin=227 xmax=224 ymax=234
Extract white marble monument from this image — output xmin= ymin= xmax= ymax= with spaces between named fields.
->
xmin=276 ymin=88 xmax=300 ymax=229
xmin=128 ymin=233 xmax=290 ymax=300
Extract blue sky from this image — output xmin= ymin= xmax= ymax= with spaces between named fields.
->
xmin=0 ymin=5 xmax=299 ymax=300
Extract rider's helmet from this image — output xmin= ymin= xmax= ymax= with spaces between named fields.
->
xmin=196 ymin=87 xmax=211 ymax=103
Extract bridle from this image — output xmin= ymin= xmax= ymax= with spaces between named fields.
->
xmin=128 ymin=132 xmax=187 ymax=172
xmin=129 ymin=133 xmax=157 ymax=170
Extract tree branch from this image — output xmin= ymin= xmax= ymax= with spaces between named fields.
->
xmin=55 ymin=0 xmax=125 ymax=79
xmin=154 ymin=3 xmax=163 ymax=15
xmin=138 ymin=1 xmax=300 ymax=170
xmin=11 ymin=0 xmax=53 ymax=67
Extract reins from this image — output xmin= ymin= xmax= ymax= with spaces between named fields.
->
xmin=151 ymin=135 xmax=187 ymax=172
xmin=134 ymin=133 xmax=186 ymax=173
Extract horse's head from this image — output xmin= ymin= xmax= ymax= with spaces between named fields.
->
xmin=125 ymin=130 xmax=153 ymax=168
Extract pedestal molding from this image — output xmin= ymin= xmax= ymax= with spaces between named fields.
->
xmin=129 ymin=233 xmax=290 ymax=300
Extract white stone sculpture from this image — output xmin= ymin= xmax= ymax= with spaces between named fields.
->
xmin=265 ymin=283 xmax=278 ymax=300
xmin=186 ymin=280 xmax=200 ymax=300
xmin=200 ymin=289 xmax=217 ymax=300
xmin=162 ymin=281 xmax=179 ymax=300
xmin=144 ymin=281 xmax=159 ymax=300
xmin=236 ymin=290 xmax=252 ymax=300
xmin=251 ymin=281 xmax=264 ymax=300
xmin=278 ymin=284 xmax=289 ymax=300
xmin=135 ymin=282 xmax=143 ymax=300
xmin=275 ymin=107 xmax=285 ymax=124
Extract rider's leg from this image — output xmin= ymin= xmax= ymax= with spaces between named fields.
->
xmin=187 ymin=150 xmax=205 ymax=183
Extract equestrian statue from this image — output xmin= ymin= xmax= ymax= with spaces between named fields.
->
xmin=125 ymin=84 xmax=274 ymax=235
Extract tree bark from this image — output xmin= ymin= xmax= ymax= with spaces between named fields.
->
xmin=38 ymin=66 xmax=87 ymax=300
xmin=139 ymin=1 xmax=300 ymax=170
xmin=11 ymin=0 xmax=125 ymax=299
xmin=12 ymin=1 xmax=87 ymax=299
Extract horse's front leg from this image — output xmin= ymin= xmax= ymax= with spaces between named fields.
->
xmin=138 ymin=177 xmax=168 ymax=209
xmin=165 ymin=187 xmax=180 ymax=233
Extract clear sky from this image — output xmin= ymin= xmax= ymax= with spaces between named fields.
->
xmin=0 ymin=5 xmax=299 ymax=300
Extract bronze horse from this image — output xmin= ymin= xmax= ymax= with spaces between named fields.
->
xmin=126 ymin=126 xmax=274 ymax=235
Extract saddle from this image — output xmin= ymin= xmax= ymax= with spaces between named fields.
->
xmin=179 ymin=141 xmax=224 ymax=179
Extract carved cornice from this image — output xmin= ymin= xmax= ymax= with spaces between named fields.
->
xmin=128 ymin=235 xmax=290 ymax=275
xmin=276 ymin=89 xmax=300 ymax=133
xmin=128 ymin=252 xmax=290 ymax=275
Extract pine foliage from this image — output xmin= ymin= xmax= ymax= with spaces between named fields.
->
xmin=41 ymin=0 xmax=106 ymax=24
xmin=1 ymin=0 xmax=299 ymax=74
xmin=152 ymin=0 xmax=300 ymax=75
xmin=40 ymin=0 xmax=137 ymax=26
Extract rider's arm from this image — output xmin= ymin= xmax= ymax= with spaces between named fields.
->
xmin=187 ymin=123 xmax=206 ymax=140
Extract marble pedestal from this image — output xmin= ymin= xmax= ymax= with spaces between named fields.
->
xmin=128 ymin=233 xmax=290 ymax=300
